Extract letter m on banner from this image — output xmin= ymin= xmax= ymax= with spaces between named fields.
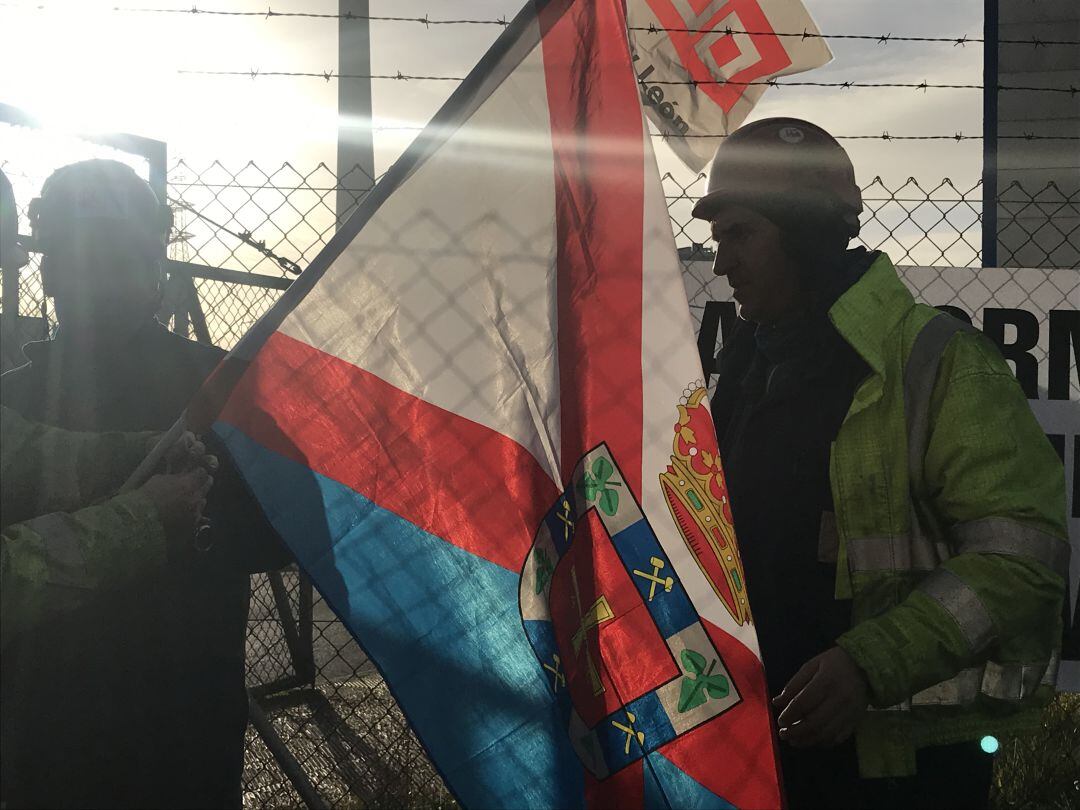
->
xmin=628 ymin=0 xmax=832 ymax=169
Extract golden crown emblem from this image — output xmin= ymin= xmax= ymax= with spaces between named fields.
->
xmin=659 ymin=384 xmax=751 ymax=626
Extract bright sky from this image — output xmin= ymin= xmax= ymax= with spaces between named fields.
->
xmin=0 ymin=0 xmax=985 ymax=187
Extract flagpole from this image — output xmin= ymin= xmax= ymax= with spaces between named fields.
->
xmin=120 ymin=2 xmax=563 ymax=495
xmin=119 ymin=412 xmax=188 ymax=493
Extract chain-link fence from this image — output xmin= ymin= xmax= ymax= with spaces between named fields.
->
xmin=7 ymin=156 xmax=1076 ymax=355
xmin=163 ymin=162 xmax=1075 ymax=808
xmin=2 ymin=151 xmax=1077 ymax=808
xmin=165 ymin=168 xmax=1080 ymax=354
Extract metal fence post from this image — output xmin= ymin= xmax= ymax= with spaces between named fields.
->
xmin=247 ymin=691 xmax=329 ymax=810
xmin=982 ymin=0 xmax=1000 ymax=268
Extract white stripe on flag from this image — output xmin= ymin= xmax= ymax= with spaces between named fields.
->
xmin=637 ymin=106 xmax=762 ymax=653
xmin=279 ymin=22 xmax=563 ymax=484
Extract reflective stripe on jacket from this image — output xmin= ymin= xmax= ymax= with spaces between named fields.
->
xmin=827 ymin=255 xmax=1069 ymax=778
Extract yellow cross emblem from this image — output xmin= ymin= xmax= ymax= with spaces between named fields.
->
xmin=543 ymin=654 xmax=566 ymax=691
xmin=569 ymin=565 xmax=614 ymax=696
xmin=632 ymin=556 xmax=674 ymax=602
xmin=556 ymin=498 xmax=574 ymax=542
xmin=612 ymin=710 xmax=646 ymax=755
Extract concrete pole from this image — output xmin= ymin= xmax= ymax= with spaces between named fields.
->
xmin=337 ymin=0 xmax=375 ymax=225
xmin=981 ymin=0 xmax=999 ymax=268
xmin=994 ymin=0 xmax=1080 ymax=269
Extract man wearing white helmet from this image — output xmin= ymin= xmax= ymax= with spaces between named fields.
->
xmin=696 ymin=118 xmax=1067 ymax=808
xmin=1 ymin=160 xmax=290 ymax=809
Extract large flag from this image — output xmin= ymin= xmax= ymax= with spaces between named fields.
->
xmin=193 ymin=0 xmax=781 ymax=806
xmin=628 ymin=0 xmax=832 ymax=170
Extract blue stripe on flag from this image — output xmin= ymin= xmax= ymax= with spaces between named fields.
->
xmin=643 ymin=752 xmax=736 ymax=810
xmin=595 ymin=691 xmax=675 ymax=774
xmin=523 ymin=619 xmax=575 ymax=716
xmin=612 ymin=520 xmax=698 ymax=638
xmin=216 ymin=423 xmax=585 ymax=810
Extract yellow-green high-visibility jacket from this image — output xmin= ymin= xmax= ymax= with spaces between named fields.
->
xmin=1 ymin=406 xmax=166 ymax=640
xmin=826 ymin=254 xmax=1069 ymax=778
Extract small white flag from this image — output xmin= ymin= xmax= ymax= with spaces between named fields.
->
xmin=628 ymin=0 xmax=832 ymax=170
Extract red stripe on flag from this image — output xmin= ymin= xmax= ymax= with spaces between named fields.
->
xmin=540 ymin=0 xmax=645 ymax=493
xmin=218 ymin=331 xmax=560 ymax=573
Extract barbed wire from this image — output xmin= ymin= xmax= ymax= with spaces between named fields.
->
xmin=663 ymin=133 xmax=1080 ymax=141
xmin=175 ymin=69 xmax=1077 ymax=95
xmin=178 ymin=70 xmax=464 ymax=82
xmin=3 ymin=4 xmax=1078 ymax=47
xmin=356 ymin=123 xmax=1080 ymax=142
xmin=629 ymin=26 xmax=1076 ymax=47
xmin=169 ymin=197 xmax=303 ymax=274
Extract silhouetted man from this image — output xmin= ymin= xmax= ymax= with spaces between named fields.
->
xmin=1 ymin=159 xmax=291 ymax=809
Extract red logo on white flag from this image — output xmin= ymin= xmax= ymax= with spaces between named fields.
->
xmin=647 ymin=0 xmax=793 ymax=112
xmin=629 ymin=0 xmax=832 ymax=169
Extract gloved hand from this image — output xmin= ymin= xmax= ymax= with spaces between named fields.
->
xmin=773 ymin=646 xmax=869 ymax=748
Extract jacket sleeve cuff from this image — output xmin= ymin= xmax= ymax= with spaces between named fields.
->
xmin=837 ymin=621 xmax=906 ymax=708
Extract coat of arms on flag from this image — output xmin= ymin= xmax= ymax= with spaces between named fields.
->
xmin=520 ymin=443 xmax=744 ymax=781
xmin=661 ymin=384 xmax=751 ymax=627
xmin=190 ymin=0 xmax=783 ymax=806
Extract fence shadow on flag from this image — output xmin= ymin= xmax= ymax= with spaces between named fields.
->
xmin=212 ymin=317 xmax=585 ymax=800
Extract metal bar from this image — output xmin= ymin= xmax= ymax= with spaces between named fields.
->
xmin=179 ymin=272 xmax=213 ymax=345
xmin=981 ymin=0 xmax=999 ymax=267
xmin=187 ymin=300 xmax=212 ymax=345
xmin=166 ymin=259 xmax=292 ymax=291
xmin=298 ymin=574 xmax=316 ymax=682
xmin=0 ymin=103 xmax=167 ymax=190
xmin=257 ymin=686 xmax=324 ymax=712
xmin=308 ymin=689 xmax=381 ymax=806
xmin=255 ymin=686 xmax=381 ymax=805
xmin=248 ymin=674 xmax=311 ymax=701
xmin=337 ymin=0 xmax=375 ymax=223
xmin=268 ymin=571 xmax=313 ymax=686
xmin=247 ymin=690 xmax=329 ymax=810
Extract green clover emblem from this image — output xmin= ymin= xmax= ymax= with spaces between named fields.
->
xmin=575 ymin=457 xmax=622 ymax=517
xmin=677 ymin=649 xmax=730 ymax=713
xmin=533 ymin=547 xmax=555 ymax=594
